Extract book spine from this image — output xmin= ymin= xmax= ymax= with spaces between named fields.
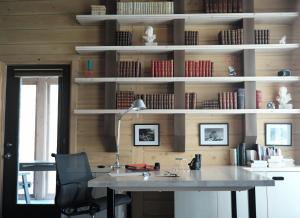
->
xmin=256 ymin=90 xmax=262 ymax=109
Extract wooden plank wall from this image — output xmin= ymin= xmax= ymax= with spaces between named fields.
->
xmin=0 ymin=0 xmax=299 ymax=217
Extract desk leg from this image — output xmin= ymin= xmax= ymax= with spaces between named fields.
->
xmin=107 ymin=188 xmax=115 ymax=218
xmin=231 ymin=191 xmax=237 ymax=218
xmin=248 ymin=188 xmax=256 ymax=218
xmin=22 ymin=174 xmax=31 ymax=204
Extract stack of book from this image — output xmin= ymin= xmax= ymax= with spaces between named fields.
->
xmin=91 ymin=5 xmax=106 ymax=15
xmin=201 ymin=100 xmax=220 ymax=109
xmin=249 ymin=160 xmax=268 ymax=168
xmin=116 ymin=31 xmax=132 ymax=46
xmin=137 ymin=93 xmax=174 ymax=109
xmin=218 ymin=91 xmax=238 ymax=109
xmin=151 ymin=60 xmax=174 ymax=77
xmin=184 ymin=60 xmax=214 ymax=77
xmin=205 ymin=0 xmax=243 ymax=13
xmin=116 ymin=91 xmax=135 ymax=109
xmin=185 ymin=93 xmax=197 ymax=109
xmin=185 ymin=31 xmax=199 ymax=45
xmin=117 ymin=61 xmax=142 ymax=77
xmin=254 ymin=29 xmax=270 ymax=44
xmin=117 ymin=2 xmax=174 ymax=15
xmin=218 ymin=29 xmax=244 ymax=45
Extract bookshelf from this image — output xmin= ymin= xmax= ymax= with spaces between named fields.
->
xmin=74 ymin=109 xmax=300 ymax=115
xmin=74 ymin=0 xmax=299 ymax=153
xmin=76 ymin=44 xmax=299 ymax=54
xmin=75 ymin=76 xmax=300 ymax=84
xmin=76 ymin=12 xmax=298 ymax=25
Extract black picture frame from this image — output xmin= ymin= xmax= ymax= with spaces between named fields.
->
xmin=199 ymin=123 xmax=229 ymax=146
xmin=265 ymin=123 xmax=292 ymax=146
xmin=134 ymin=123 xmax=160 ymax=146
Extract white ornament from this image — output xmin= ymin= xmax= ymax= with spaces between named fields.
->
xmin=279 ymin=36 xmax=286 ymax=44
xmin=143 ymin=26 xmax=157 ymax=46
xmin=276 ymin=86 xmax=293 ymax=109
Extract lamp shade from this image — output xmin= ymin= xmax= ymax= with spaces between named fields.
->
xmin=132 ymin=99 xmax=146 ymax=111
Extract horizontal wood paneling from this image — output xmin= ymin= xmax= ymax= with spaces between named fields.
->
xmin=0 ymin=1 xmax=299 ymax=217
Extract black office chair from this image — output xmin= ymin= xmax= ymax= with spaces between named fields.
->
xmin=52 ymin=152 xmax=131 ymax=218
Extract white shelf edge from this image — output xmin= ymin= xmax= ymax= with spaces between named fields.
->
xmin=76 ymin=12 xmax=298 ymax=25
xmin=74 ymin=109 xmax=300 ymax=115
xmin=75 ymin=44 xmax=300 ymax=54
xmin=74 ymin=76 xmax=300 ymax=84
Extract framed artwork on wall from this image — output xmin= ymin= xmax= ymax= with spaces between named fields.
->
xmin=265 ymin=123 xmax=292 ymax=146
xmin=199 ymin=123 xmax=229 ymax=146
xmin=134 ymin=124 xmax=160 ymax=146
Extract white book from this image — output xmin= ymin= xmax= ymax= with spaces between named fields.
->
xmin=230 ymin=149 xmax=237 ymax=165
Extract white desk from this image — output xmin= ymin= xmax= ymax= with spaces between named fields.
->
xmin=88 ymin=166 xmax=275 ymax=218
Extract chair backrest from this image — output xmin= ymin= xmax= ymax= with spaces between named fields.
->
xmin=54 ymin=152 xmax=94 ymax=208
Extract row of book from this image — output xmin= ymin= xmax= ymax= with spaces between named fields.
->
xmin=117 ymin=61 xmax=142 ymax=77
xmin=254 ymin=30 xmax=270 ymax=44
xmin=185 ymin=60 xmax=214 ymax=77
xmin=205 ymin=0 xmax=243 ymax=13
xmin=201 ymin=100 xmax=219 ymax=109
xmin=218 ymin=29 xmax=244 ymax=45
xmin=117 ymin=2 xmax=174 ymax=15
xmin=185 ymin=93 xmax=197 ymax=109
xmin=91 ymin=5 xmax=106 ymax=15
xmin=151 ymin=60 xmax=174 ymax=77
xmin=116 ymin=31 xmax=132 ymax=46
xmin=116 ymin=91 xmax=135 ymax=109
xmin=218 ymin=88 xmax=245 ymax=109
xmin=185 ymin=31 xmax=199 ymax=45
xmin=136 ymin=93 xmax=175 ymax=109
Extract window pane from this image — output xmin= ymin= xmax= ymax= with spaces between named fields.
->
xmin=18 ymin=84 xmax=36 ymax=197
xmin=47 ymin=84 xmax=58 ymax=194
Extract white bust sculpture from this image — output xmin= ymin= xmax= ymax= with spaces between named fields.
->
xmin=279 ymin=35 xmax=287 ymax=44
xmin=276 ymin=86 xmax=293 ymax=109
xmin=143 ymin=26 xmax=157 ymax=45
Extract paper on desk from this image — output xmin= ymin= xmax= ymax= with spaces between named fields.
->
xmin=109 ymin=172 xmax=145 ymax=177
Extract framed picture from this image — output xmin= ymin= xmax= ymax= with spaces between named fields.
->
xmin=134 ymin=124 xmax=160 ymax=146
xmin=199 ymin=123 xmax=229 ymax=146
xmin=265 ymin=123 xmax=292 ymax=146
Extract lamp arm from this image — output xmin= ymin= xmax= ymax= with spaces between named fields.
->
xmin=118 ymin=105 xmax=134 ymax=120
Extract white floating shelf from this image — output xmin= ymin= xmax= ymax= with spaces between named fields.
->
xmin=76 ymin=12 xmax=298 ymax=25
xmin=74 ymin=109 xmax=300 ymax=115
xmin=74 ymin=76 xmax=300 ymax=84
xmin=75 ymin=44 xmax=299 ymax=54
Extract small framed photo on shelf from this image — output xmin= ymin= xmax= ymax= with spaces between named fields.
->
xmin=199 ymin=123 xmax=229 ymax=146
xmin=265 ymin=123 xmax=292 ymax=146
xmin=134 ymin=124 xmax=160 ymax=146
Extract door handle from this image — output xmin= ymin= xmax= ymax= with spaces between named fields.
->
xmin=272 ymin=176 xmax=284 ymax=181
xmin=3 ymin=153 xmax=12 ymax=159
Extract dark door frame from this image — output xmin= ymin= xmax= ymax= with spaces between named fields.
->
xmin=2 ymin=64 xmax=70 ymax=218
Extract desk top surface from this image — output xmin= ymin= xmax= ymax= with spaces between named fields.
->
xmin=89 ymin=166 xmax=275 ymax=191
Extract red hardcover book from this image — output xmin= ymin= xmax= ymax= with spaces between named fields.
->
xmin=160 ymin=60 xmax=164 ymax=77
xmin=188 ymin=60 xmax=193 ymax=77
xmin=185 ymin=93 xmax=189 ymax=109
xmin=233 ymin=91 xmax=238 ymax=109
xmin=256 ymin=90 xmax=263 ymax=109
xmin=204 ymin=61 xmax=208 ymax=77
xmin=226 ymin=92 xmax=230 ymax=109
xmin=199 ymin=60 xmax=203 ymax=77
xmin=230 ymin=91 xmax=234 ymax=109
xmin=219 ymin=93 xmax=223 ymax=109
xmin=194 ymin=61 xmax=199 ymax=77
xmin=222 ymin=92 xmax=227 ymax=109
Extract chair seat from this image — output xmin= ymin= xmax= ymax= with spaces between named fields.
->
xmin=95 ymin=194 xmax=132 ymax=211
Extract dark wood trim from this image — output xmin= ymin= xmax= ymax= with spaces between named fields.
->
xmin=105 ymin=0 xmax=117 ymax=15
xmin=174 ymin=114 xmax=186 ymax=152
xmin=242 ymin=19 xmax=255 ymax=44
xmin=104 ymin=51 xmax=118 ymax=152
xmin=173 ymin=19 xmax=185 ymax=45
xmin=105 ymin=20 xmax=119 ymax=46
xmin=107 ymin=188 xmax=116 ymax=218
xmin=174 ymin=0 xmax=185 ymax=14
xmin=243 ymin=0 xmax=254 ymax=13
